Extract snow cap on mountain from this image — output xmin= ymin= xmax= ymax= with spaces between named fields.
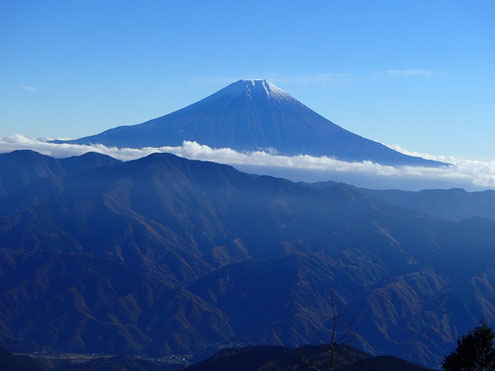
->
xmin=217 ymin=79 xmax=293 ymax=102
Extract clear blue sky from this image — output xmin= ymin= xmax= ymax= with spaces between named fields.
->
xmin=1 ymin=0 xmax=493 ymax=158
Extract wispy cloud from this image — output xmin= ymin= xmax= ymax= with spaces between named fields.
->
xmin=192 ymin=69 xmax=447 ymax=91
xmin=1 ymin=135 xmax=495 ymax=190
xmin=191 ymin=73 xmax=352 ymax=87
xmin=267 ymin=73 xmax=351 ymax=86
xmin=19 ymin=86 xmax=37 ymax=91
xmin=193 ymin=70 xmax=443 ymax=88
xmin=190 ymin=76 xmax=238 ymax=85
xmin=376 ymin=69 xmax=445 ymax=78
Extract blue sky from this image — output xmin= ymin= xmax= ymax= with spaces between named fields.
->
xmin=1 ymin=0 xmax=494 ymax=158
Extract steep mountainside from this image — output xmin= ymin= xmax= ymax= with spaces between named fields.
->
xmin=0 ymin=249 xmax=233 ymax=356
xmin=1 ymin=151 xmax=494 ymax=367
xmin=57 ymin=80 xmax=444 ymax=167
xmin=0 ymin=150 xmax=120 ymax=196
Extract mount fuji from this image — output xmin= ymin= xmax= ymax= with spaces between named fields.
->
xmin=59 ymin=79 xmax=445 ymax=167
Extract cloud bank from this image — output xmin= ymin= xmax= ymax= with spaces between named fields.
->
xmin=1 ymin=134 xmax=494 ymax=190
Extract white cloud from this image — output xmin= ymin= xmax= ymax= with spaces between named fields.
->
xmin=376 ymin=69 xmax=444 ymax=78
xmin=19 ymin=86 xmax=37 ymax=91
xmin=388 ymin=144 xmax=495 ymax=188
xmin=1 ymin=135 xmax=495 ymax=190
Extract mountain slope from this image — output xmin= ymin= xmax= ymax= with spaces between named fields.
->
xmin=0 ymin=249 xmax=234 ymax=356
xmin=1 ymin=152 xmax=495 ymax=367
xmin=0 ymin=150 xmax=120 ymax=196
xmin=59 ymin=80 xmax=445 ymax=167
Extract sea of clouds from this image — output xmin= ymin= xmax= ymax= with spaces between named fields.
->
xmin=1 ymin=134 xmax=494 ymax=191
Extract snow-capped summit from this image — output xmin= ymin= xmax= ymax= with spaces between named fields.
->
xmin=59 ymin=80 xmax=445 ymax=167
xmin=201 ymin=79 xmax=296 ymax=106
xmin=220 ymin=79 xmax=292 ymax=101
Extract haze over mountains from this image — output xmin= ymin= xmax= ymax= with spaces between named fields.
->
xmin=1 ymin=150 xmax=495 ymax=368
xmin=57 ymin=80 xmax=445 ymax=168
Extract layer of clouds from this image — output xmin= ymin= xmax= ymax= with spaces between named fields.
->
xmin=1 ymin=135 xmax=494 ymax=190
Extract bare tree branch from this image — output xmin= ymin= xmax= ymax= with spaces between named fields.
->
xmin=306 ymin=289 xmax=356 ymax=371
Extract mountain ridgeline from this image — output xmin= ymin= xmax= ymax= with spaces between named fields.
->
xmin=56 ymin=79 xmax=445 ymax=167
xmin=1 ymin=150 xmax=495 ymax=368
xmin=0 ymin=150 xmax=120 ymax=196
xmin=185 ymin=344 xmax=432 ymax=371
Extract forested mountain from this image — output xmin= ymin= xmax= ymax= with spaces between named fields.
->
xmin=0 ymin=150 xmax=494 ymax=367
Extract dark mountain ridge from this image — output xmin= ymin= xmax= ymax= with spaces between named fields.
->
xmin=56 ymin=80 xmax=445 ymax=167
xmin=1 ymin=150 xmax=494 ymax=367
xmin=185 ymin=344 xmax=432 ymax=371
xmin=0 ymin=150 xmax=120 ymax=196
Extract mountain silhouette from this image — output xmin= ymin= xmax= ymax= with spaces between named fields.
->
xmin=0 ymin=150 xmax=120 ymax=196
xmin=58 ymin=79 xmax=445 ymax=167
